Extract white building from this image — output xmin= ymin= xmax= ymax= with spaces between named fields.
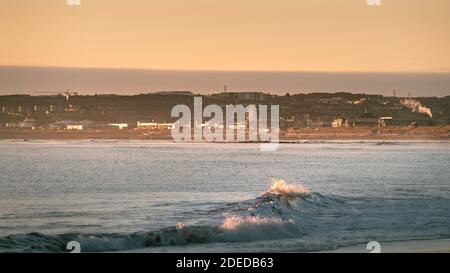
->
xmin=331 ymin=118 xmax=349 ymax=128
xmin=378 ymin=117 xmax=393 ymax=128
xmin=19 ymin=117 xmax=36 ymax=129
xmin=49 ymin=120 xmax=92 ymax=130
xmin=137 ymin=121 xmax=174 ymax=129
xmin=67 ymin=124 xmax=83 ymax=130
xmin=109 ymin=123 xmax=128 ymax=130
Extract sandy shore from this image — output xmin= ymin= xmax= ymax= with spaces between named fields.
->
xmin=0 ymin=126 xmax=449 ymax=141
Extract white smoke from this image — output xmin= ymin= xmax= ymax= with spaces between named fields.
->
xmin=400 ymin=99 xmax=433 ymax=118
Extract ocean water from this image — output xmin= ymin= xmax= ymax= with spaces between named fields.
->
xmin=0 ymin=140 xmax=449 ymax=253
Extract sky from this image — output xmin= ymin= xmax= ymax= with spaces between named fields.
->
xmin=1 ymin=0 xmax=450 ymax=96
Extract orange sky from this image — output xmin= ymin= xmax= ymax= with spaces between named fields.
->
xmin=1 ymin=0 xmax=450 ymax=72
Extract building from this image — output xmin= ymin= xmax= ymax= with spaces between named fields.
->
xmin=67 ymin=125 xmax=83 ymax=130
xmin=137 ymin=121 xmax=158 ymax=129
xmin=331 ymin=117 xmax=349 ymax=128
xmin=49 ymin=120 xmax=72 ymax=130
xmin=157 ymin=123 xmax=174 ymax=129
xmin=137 ymin=121 xmax=174 ymax=130
xmin=5 ymin=122 xmax=19 ymax=128
xmin=108 ymin=123 xmax=128 ymax=130
xmin=378 ymin=117 xmax=392 ymax=128
xmin=19 ymin=117 xmax=36 ymax=129
xmin=49 ymin=120 xmax=93 ymax=130
xmin=84 ymin=122 xmax=110 ymax=130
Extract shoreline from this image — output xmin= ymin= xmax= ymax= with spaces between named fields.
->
xmin=322 ymin=238 xmax=450 ymax=253
xmin=127 ymin=238 xmax=450 ymax=253
xmin=0 ymin=126 xmax=449 ymax=141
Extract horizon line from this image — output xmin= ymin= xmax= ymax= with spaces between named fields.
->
xmin=2 ymin=66 xmax=449 ymax=97
xmin=2 ymin=65 xmax=450 ymax=75
xmin=1 ymin=91 xmax=448 ymax=99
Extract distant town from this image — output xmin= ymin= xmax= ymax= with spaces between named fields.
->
xmin=0 ymin=91 xmax=449 ymax=140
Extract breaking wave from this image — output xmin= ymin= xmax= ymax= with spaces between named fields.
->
xmin=0 ymin=179 xmax=346 ymax=253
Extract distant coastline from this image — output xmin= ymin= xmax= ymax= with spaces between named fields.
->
xmin=1 ymin=66 xmax=450 ymax=97
xmin=1 ymin=126 xmax=449 ymax=141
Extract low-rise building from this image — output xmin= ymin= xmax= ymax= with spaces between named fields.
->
xmin=49 ymin=120 xmax=93 ymax=130
xmin=137 ymin=121 xmax=158 ymax=129
xmin=137 ymin=121 xmax=174 ymax=129
xmin=67 ymin=124 xmax=83 ymax=130
xmin=19 ymin=117 xmax=36 ymax=129
xmin=378 ymin=117 xmax=392 ymax=128
xmin=331 ymin=117 xmax=349 ymax=128
xmin=108 ymin=123 xmax=128 ymax=130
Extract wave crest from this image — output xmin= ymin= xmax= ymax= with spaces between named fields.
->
xmin=0 ymin=179 xmax=346 ymax=252
xmin=266 ymin=179 xmax=309 ymax=195
xmin=222 ymin=215 xmax=287 ymax=230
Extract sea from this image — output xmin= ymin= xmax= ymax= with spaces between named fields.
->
xmin=0 ymin=140 xmax=449 ymax=252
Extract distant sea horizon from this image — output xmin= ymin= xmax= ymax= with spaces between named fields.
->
xmin=1 ymin=66 xmax=450 ymax=97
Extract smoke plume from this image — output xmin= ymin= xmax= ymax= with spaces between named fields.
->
xmin=400 ymin=98 xmax=433 ymax=118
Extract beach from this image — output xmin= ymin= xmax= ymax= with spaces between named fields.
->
xmin=0 ymin=126 xmax=449 ymax=141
